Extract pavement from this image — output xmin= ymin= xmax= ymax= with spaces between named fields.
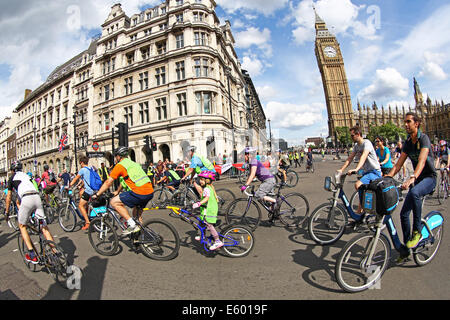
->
xmin=0 ymin=155 xmax=448 ymax=302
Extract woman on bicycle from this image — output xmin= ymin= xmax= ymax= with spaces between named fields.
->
xmin=375 ymin=136 xmax=393 ymax=176
xmin=192 ymin=171 xmax=223 ymax=250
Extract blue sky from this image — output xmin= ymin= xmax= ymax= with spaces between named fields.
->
xmin=1 ymin=0 xmax=449 ymax=146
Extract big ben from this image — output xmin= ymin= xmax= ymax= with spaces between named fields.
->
xmin=314 ymin=9 xmax=354 ymax=139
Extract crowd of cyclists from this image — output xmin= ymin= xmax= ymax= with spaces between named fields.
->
xmin=0 ymin=110 xmax=448 ymax=289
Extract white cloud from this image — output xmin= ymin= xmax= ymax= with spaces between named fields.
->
xmin=242 ymin=55 xmax=264 ymax=77
xmin=256 ymin=85 xmax=278 ymax=101
xmin=357 ymin=68 xmax=409 ymax=103
xmin=216 ymin=0 xmax=288 ymax=16
xmin=347 ymin=44 xmax=381 ymax=80
xmin=235 ymin=27 xmax=272 ymax=57
xmin=264 ymin=101 xmax=325 ymax=130
xmin=419 ymin=51 xmax=447 ymax=81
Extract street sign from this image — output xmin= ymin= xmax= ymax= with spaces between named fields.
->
xmin=87 ymin=152 xmax=105 ymax=158
xmin=92 ymin=142 xmax=100 ymax=151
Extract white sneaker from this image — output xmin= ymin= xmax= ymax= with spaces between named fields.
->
xmin=209 ymin=241 xmax=224 ymax=251
xmin=195 ymin=235 xmax=201 ymax=241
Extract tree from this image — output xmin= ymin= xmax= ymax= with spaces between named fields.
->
xmin=367 ymin=122 xmax=407 ymax=145
xmin=335 ymin=126 xmax=352 ymax=147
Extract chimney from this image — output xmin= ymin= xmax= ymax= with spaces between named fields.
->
xmin=24 ymin=89 xmax=32 ymax=100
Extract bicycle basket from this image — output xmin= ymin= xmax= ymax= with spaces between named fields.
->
xmin=90 ymin=206 xmax=107 ymax=218
xmin=91 ymin=196 xmax=107 ymax=208
xmin=364 ymin=177 xmax=399 ymax=215
xmin=324 ymin=177 xmax=332 ymax=191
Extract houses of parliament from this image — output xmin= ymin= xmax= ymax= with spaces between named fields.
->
xmin=314 ymin=10 xmax=450 ymax=144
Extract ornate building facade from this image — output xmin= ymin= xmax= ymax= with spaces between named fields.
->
xmin=315 ymin=11 xmax=449 ymax=143
xmin=10 ymin=0 xmax=266 ymax=174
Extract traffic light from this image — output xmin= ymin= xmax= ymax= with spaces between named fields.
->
xmin=116 ymin=122 xmax=128 ymax=147
xmin=151 ymin=140 xmax=157 ymax=152
xmin=143 ymin=135 xmax=151 ymax=154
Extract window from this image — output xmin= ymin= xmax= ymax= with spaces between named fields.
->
xmin=193 ymin=57 xmax=212 ymax=77
xmin=176 ymin=0 xmax=183 ymax=6
xmin=155 ymin=67 xmax=166 ymax=86
xmin=139 ymin=102 xmax=149 ymax=123
xmin=104 ymin=113 xmax=110 ymax=131
xmin=141 ymin=46 xmax=150 ymax=60
xmin=146 ymin=12 xmax=152 ymax=20
xmin=126 ymin=52 xmax=134 ymax=65
xmin=133 ymin=17 xmax=138 ymax=25
xmin=193 ymin=12 xmax=207 ymax=22
xmin=175 ymin=61 xmax=185 ymax=80
xmin=156 ymin=41 xmax=166 ymax=54
xmin=159 ymin=23 xmax=167 ymax=31
xmin=124 ymin=77 xmax=133 ymax=95
xmin=194 ymin=31 xmax=207 ymax=45
xmin=176 ymin=13 xmax=183 ymax=22
xmin=177 ymin=93 xmax=187 ymax=116
xmin=124 ymin=106 xmax=133 ymax=126
xmin=161 ymin=7 xmax=166 ymax=14
xmin=195 ymin=92 xmax=212 ymax=114
xmin=139 ymin=72 xmax=148 ymax=90
xmin=156 ymin=98 xmax=167 ymax=120
xmin=104 ymin=84 xmax=110 ymax=101
xmin=103 ymin=58 xmax=115 ymax=74
xmin=176 ymin=33 xmax=184 ymax=49
xmin=144 ymin=28 xmax=151 ymax=36
xmin=130 ymin=34 xmax=137 ymax=42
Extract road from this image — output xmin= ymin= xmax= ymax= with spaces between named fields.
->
xmin=0 ymin=156 xmax=448 ymax=302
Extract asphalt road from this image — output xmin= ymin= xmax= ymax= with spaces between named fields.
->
xmin=0 ymin=156 xmax=449 ymax=302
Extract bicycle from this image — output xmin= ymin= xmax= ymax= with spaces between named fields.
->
xmin=225 ymin=184 xmax=309 ymax=231
xmin=306 ymin=160 xmax=315 ymax=173
xmin=5 ymin=200 xmax=19 ymax=231
xmin=308 ymin=172 xmax=387 ymax=245
xmin=437 ymin=167 xmax=449 ymax=204
xmin=334 ymin=190 xmax=444 ymax=293
xmin=87 ymin=193 xmax=180 ymax=260
xmin=149 ymin=205 xmax=254 ymax=258
xmin=274 ymin=165 xmax=299 ymax=188
xmin=17 ymin=217 xmax=69 ymax=288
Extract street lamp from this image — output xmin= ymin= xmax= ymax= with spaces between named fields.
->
xmin=70 ymin=112 xmax=78 ymax=172
xmin=268 ymin=119 xmax=272 ymax=151
xmin=338 ymin=90 xmax=345 ymax=126
xmin=226 ymin=66 xmax=237 ymax=163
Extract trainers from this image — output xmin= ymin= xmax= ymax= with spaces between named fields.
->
xmin=406 ymin=231 xmax=423 ymax=249
xmin=25 ymin=252 xmax=39 ymax=265
xmin=81 ymin=223 xmax=90 ymax=231
xmin=122 ymin=225 xmax=140 ymax=236
xmin=194 ymin=235 xmax=201 ymax=241
xmin=209 ymin=240 xmax=224 ymax=251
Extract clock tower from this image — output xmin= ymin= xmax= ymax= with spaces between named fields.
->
xmin=314 ymin=10 xmax=354 ymax=139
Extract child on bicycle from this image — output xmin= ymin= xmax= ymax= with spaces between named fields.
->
xmin=192 ymin=170 xmax=223 ymax=250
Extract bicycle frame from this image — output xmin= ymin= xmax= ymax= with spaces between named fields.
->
xmin=326 ymin=173 xmax=364 ymax=222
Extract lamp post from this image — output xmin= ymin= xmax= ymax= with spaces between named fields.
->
xmin=268 ymin=119 xmax=272 ymax=151
xmin=226 ymin=66 xmax=237 ymax=163
xmin=338 ymin=90 xmax=345 ymax=126
xmin=70 ymin=112 xmax=78 ymax=173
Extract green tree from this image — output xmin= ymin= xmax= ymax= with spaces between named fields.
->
xmin=335 ymin=126 xmax=352 ymax=147
xmin=367 ymin=122 xmax=407 ymax=144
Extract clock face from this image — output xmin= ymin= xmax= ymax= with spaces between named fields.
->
xmin=324 ymin=46 xmax=337 ymax=58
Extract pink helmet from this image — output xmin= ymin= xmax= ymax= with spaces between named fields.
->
xmin=439 ymin=140 xmax=447 ymax=146
xmin=198 ymin=170 xmax=216 ymax=181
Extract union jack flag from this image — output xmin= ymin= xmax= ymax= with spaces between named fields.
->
xmin=58 ymin=133 xmax=68 ymax=152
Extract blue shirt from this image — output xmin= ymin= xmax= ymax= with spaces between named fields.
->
xmin=376 ymin=147 xmax=393 ymax=169
xmin=189 ymin=155 xmax=216 ymax=173
xmin=79 ymin=167 xmax=94 ymax=195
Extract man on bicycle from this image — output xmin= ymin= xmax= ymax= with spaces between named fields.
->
xmin=435 ymin=140 xmax=449 ymax=170
xmin=92 ymin=147 xmax=154 ymax=235
xmin=387 ymin=112 xmax=437 ymax=260
xmin=338 ymin=126 xmax=382 ymax=215
xmin=4 ymin=161 xmax=55 ymax=264
xmin=276 ymin=149 xmax=289 ymax=184
xmin=241 ymin=147 xmax=281 ymax=220
xmin=181 ymin=146 xmax=216 ymax=194
xmin=41 ymin=164 xmax=57 ymax=205
xmin=156 ymin=163 xmax=181 ymax=192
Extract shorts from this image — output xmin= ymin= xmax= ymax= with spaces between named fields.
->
xmin=18 ymin=194 xmax=46 ymax=225
xmin=119 ymin=190 xmax=154 ymax=208
xmin=81 ymin=192 xmax=92 ymax=201
xmin=359 ymin=170 xmax=382 ymax=185
xmin=168 ymin=180 xmax=180 ymax=188
xmin=44 ymin=185 xmax=56 ymax=194
xmin=255 ymin=178 xmax=276 ymax=200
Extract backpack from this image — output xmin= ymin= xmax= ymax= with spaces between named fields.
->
xmin=83 ymin=167 xmax=103 ymax=191
xmin=363 ymin=176 xmax=399 ymax=215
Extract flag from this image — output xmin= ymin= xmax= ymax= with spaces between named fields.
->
xmin=58 ymin=133 xmax=68 ymax=152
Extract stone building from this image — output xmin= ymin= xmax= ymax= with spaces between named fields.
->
xmin=11 ymin=0 xmax=266 ymax=174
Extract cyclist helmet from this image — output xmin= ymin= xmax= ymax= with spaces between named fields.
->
xmin=439 ymin=140 xmax=447 ymax=146
xmin=187 ymin=146 xmax=197 ymax=152
xmin=276 ymin=149 xmax=282 ymax=153
xmin=166 ymin=163 xmax=173 ymax=170
xmin=27 ymin=172 xmax=33 ymax=178
xmin=114 ymin=146 xmax=129 ymax=157
xmin=244 ymin=146 xmax=257 ymax=154
xmin=10 ymin=161 xmax=23 ymax=172
xmin=198 ymin=170 xmax=215 ymax=181
xmin=43 ymin=164 xmax=49 ymax=171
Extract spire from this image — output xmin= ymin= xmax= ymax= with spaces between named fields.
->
xmin=413 ymin=77 xmax=424 ymax=107
xmin=314 ymin=6 xmax=333 ymax=37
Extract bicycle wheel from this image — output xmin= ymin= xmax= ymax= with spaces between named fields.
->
xmin=58 ymin=205 xmax=77 ymax=232
xmin=43 ymin=240 xmax=69 ymax=288
xmin=17 ymin=232 xmax=38 ymax=272
xmin=139 ymin=218 xmax=180 ymax=261
xmin=220 ymin=225 xmax=254 ymax=258
xmin=238 ymin=170 xmax=249 ymax=185
xmin=285 ymin=170 xmax=299 ymax=188
xmin=44 ymin=205 xmax=57 ymax=225
xmin=151 ymin=188 xmax=170 ymax=207
xmin=349 ymin=190 xmax=365 ymax=219
xmin=308 ymin=202 xmax=348 ymax=245
xmin=225 ymin=199 xmax=262 ymax=231
xmin=88 ymin=217 xmax=118 ymax=256
xmin=279 ymin=193 xmax=309 ymax=228
xmin=335 ymin=232 xmax=391 ymax=293
xmin=413 ymin=214 xmax=444 ymax=266
xmin=8 ymin=213 xmax=19 ymax=231
xmin=215 ymin=188 xmax=236 ymax=215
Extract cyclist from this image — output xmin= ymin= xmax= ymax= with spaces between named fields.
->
xmin=156 ymin=163 xmax=181 ymax=192
xmin=435 ymin=140 xmax=449 ymax=170
xmin=192 ymin=170 xmax=223 ymax=250
xmin=57 ymin=168 xmax=71 ymax=195
xmin=5 ymin=161 xmax=55 ymax=264
xmin=386 ymin=112 xmax=437 ymax=261
xmin=181 ymin=146 xmax=216 ymax=194
xmin=68 ymin=156 xmax=97 ymax=230
xmin=41 ymin=164 xmax=57 ymax=205
xmin=375 ymin=136 xmax=394 ymax=176
xmin=337 ymin=126 xmax=382 ymax=215
xmin=92 ymin=147 xmax=154 ymax=235
xmin=240 ymin=147 xmax=280 ymax=220
xmin=306 ymin=148 xmax=313 ymax=171
xmin=276 ymin=149 xmax=289 ymax=184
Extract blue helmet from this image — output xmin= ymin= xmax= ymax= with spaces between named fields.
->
xmin=27 ymin=172 xmax=33 ymax=178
